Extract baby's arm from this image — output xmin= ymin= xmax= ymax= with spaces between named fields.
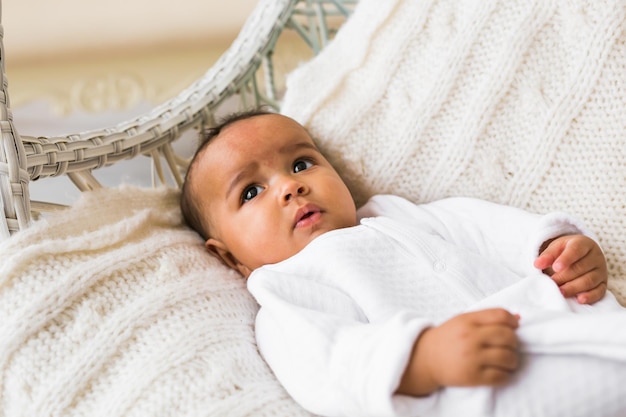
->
xmin=534 ymin=234 xmax=608 ymax=304
xmin=396 ymin=308 xmax=520 ymax=397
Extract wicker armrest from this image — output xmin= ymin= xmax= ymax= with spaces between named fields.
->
xmin=0 ymin=0 xmax=355 ymax=240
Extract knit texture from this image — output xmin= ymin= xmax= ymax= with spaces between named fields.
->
xmin=0 ymin=186 xmax=312 ymax=417
xmin=282 ymin=0 xmax=626 ymax=304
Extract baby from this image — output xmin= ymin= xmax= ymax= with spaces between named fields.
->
xmin=181 ymin=110 xmax=620 ymax=417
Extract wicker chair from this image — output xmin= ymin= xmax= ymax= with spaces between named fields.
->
xmin=0 ymin=0 xmax=356 ymax=241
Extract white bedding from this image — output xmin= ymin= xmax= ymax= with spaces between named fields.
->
xmin=0 ymin=187 xmax=312 ymax=417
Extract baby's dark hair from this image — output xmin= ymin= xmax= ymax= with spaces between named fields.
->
xmin=180 ymin=108 xmax=274 ymax=240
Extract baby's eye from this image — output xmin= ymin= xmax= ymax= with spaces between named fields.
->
xmin=293 ymin=159 xmax=313 ymax=173
xmin=241 ymin=185 xmax=263 ymax=203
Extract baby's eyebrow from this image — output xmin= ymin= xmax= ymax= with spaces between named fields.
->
xmin=225 ymin=162 xmax=258 ymax=199
xmin=279 ymin=141 xmax=318 ymax=154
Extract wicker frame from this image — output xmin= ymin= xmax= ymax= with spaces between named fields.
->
xmin=0 ymin=0 xmax=355 ymax=240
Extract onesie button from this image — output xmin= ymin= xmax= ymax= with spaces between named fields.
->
xmin=433 ymin=261 xmax=446 ymax=272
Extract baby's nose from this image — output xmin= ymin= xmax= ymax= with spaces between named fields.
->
xmin=281 ymin=179 xmax=308 ymax=202
xmin=285 ymin=185 xmax=306 ymax=201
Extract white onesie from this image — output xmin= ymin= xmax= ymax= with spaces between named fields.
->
xmin=247 ymin=195 xmax=626 ymax=417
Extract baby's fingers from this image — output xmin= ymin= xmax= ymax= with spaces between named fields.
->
xmin=533 ymin=254 xmax=555 ymax=274
xmin=560 ymin=279 xmax=607 ymax=304
xmin=550 ymin=254 xmax=597 ymax=287
xmin=550 ymin=237 xmax=593 ymax=273
xmin=478 ymin=347 xmax=520 ymax=385
xmin=482 ymin=347 xmax=520 ymax=371
xmin=468 ymin=308 xmax=520 ymax=329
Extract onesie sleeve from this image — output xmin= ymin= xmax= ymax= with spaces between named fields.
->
xmin=248 ymin=269 xmax=435 ymax=417
xmin=361 ymin=195 xmax=594 ymax=277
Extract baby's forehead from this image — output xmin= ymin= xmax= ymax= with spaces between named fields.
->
xmin=218 ymin=116 xmax=314 ymax=151
xmin=191 ymin=113 xmax=317 ymax=176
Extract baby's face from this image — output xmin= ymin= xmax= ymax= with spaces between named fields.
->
xmin=192 ymin=114 xmax=357 ymax=277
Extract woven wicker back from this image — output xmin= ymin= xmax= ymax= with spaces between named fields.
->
xmin=0 ymin=0 xmax=355 ymax=240
xmin=0 ymin=1 xmax=30 ymax=238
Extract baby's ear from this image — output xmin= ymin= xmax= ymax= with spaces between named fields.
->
xmin=205 ymin=238 xmax=252 ymax=278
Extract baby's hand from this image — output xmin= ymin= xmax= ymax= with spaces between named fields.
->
xmin=397 ymin=309 xmax=520 ymax=396
xmin=534 ymin=234 xmax=607 ymax=304
xmin=422 ymin=309 xmax=520 ymax=387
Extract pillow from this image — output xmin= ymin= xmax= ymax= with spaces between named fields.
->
xmin=0 ymin=186 xmax=312 ymax=417
xmin=281 ymin=0 xmax=626 ymax=304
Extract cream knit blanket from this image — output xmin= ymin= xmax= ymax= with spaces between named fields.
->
xmin=0 ymin=187 xmax=311 ymax=416
xmin=282 ymin=0 xmax=626 ymax=304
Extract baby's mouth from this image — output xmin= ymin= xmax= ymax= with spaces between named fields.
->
xmin=294 ymin=205 xmax=322 ymax=229
xmin=300 ymin=212 xmax=314 ymax=220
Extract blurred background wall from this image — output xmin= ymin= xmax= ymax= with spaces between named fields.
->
xmin=5 ymin=0 xmax=259 ymax=121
